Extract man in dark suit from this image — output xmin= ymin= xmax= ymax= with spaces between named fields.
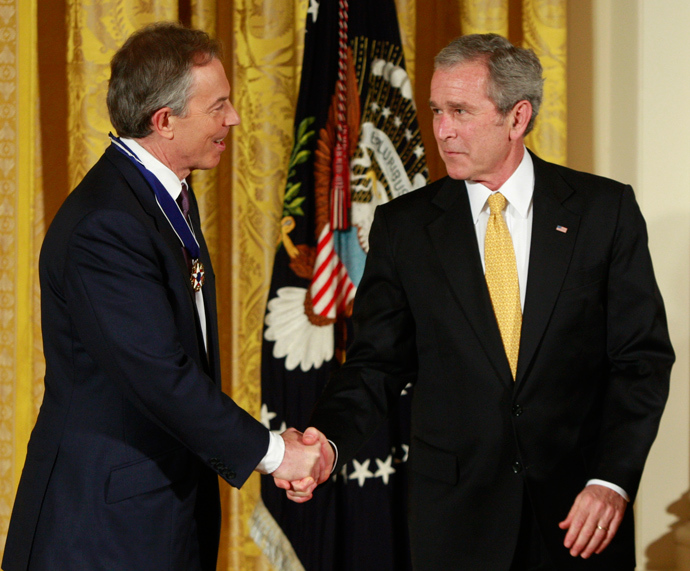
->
xmin=281 ymin=34 xmax=674 ymax=569
xmin=2 ymin=23 xmax=331 ymax=571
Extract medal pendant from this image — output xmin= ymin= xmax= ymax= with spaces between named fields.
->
xmin=191 ymin=259 xmax=205 ymax=292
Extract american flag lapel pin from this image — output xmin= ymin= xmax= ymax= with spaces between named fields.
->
xmin=556 ymin=225 xmax=568 ymax=233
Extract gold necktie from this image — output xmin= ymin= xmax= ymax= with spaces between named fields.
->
xmin=485 ymin=192 xmax=522 ymax=379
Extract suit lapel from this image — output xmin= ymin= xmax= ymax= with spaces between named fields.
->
xmin=516 ymin=154 xmax=580 ymax=386
xmin=427 ymin=178 xmax=513 ymax=385
xmin=106 ymin=147 xmax=212 ymax=370
xmin=106 ymin=146 xmax=194 ymax=296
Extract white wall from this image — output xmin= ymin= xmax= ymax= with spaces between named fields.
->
xmin=593 ymin=1 xmax=690 ymax=569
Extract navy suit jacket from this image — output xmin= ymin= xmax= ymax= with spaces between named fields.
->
xmin=310 ymin=151 xmax=674 ymax=570
xmin=3 ymin=146 xmax=269 ymax=571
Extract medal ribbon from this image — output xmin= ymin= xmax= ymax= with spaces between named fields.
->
xmin=109 ymin=133 xmax=201 ymax=260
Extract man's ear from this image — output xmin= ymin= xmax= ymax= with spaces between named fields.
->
xmin=149 ymin=107 xmax=175 ymax=140
xmin=509 ymin=100 xmax=533 ymax=140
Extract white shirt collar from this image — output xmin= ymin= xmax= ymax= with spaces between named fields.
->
xmin=121 ymin=137 xmax=186 ymax=200
xmin=466 ymin=147 xmax=534 ymax=223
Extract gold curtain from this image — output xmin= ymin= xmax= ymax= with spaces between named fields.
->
xmin=462 ymin=0 xmax=508 ymax=36
xmin=522 ymin=0 xmax=567 ymax=164
xmin=0 ymin=0 xmax=44 ymax=548
xmin=395 ymin=0 xmax=417 ymax=88
xmin=218 ymin=1 xmax=308 ymax=567
xmin=2 ymin=1 xmax=568 ymax=567
xmin=67 ymin=0 xmax=179 ymax=185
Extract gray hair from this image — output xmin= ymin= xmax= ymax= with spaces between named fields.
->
xmin=107 ymin=22 xmax=222 ymax=139
xmin=434 ymin=34 xmax=544 ymax=135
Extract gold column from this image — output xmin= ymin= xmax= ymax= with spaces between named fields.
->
xmin=66 ymin=0 xmax=178 ymax=186
xmin=522 ymin=0 xmax=567 ymax=164
xmin=0 ymin=0 xmax=44 ymax=551
xmin=219 ymin=0 xmax=307 ymax=568
xmin=461 ymin=0 xmax=509 ymax=36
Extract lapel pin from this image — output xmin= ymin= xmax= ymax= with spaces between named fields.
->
xmin=556 ymin=225 xmax=568 ymax=233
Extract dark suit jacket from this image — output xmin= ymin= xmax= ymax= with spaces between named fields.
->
xmin=2 ymin=146 xmax=269 ymax=571
xmin=310 ymin=151 xmax=674 ymax=570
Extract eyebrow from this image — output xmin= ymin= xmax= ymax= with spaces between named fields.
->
xmin=429 ymin=99 xmax=470 ymax=109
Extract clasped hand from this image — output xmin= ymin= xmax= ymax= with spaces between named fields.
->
xmin=272 ymin=427 xmax=334 ymax=502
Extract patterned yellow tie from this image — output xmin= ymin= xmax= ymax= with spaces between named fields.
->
xmin=485 ymin=192 xmax=522 ymax=379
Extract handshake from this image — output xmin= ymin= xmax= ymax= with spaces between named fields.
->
xmin=272 ymin=427 xmax=335 ymax=503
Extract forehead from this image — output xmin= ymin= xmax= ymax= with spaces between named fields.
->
xmin=430 ymin=61 xmax=491 ymax=104
xmin=189 ymin=58 xmax=230 ymax=101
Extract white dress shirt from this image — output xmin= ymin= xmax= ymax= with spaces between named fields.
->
xmin=122 ymin=138 xmax=285 ymax=474
xmin=467 ymin=148 xmax=534 ymax=311
xmin=465 ymin=147 xmax=628 ymax=502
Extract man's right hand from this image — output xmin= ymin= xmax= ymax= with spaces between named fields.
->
xmin=272 ymin=427 xmax=334 ymax=503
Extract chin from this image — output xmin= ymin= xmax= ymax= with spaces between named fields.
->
xmin=199 ymin=158 xmax=222 ymax=171
xmin=440 ymin=158 xmax=469 ymax=180
xmin=443 ymin=166 xmax=470 ymax=181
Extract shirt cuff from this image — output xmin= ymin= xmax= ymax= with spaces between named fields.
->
xmin=255 ymin=430 xmax=285 ymax=475
xmin=586 ymin=479 xmax=630 ymax=502
xmin=328 ymin=440 xmax=338 ymax=474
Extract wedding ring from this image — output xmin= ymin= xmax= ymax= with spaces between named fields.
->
xmin=596 ymin=525 xmax=608 ymax=531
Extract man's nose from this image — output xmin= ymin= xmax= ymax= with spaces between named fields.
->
xmin=435 ymin=114 xmax=455 ymax=140
xmin=225 ymin=102 xmax=240 ymax=127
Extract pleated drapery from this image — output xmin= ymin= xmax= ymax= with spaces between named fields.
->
xmin=523 ymin=0 xmax=567 ymax=164
xmin=0 ymin=0 xmax=45 ymax=547
xmin=462 ymin=0 xmax=509 ymax=37
xmin=219 ymin=1 xmax=308 ymax=567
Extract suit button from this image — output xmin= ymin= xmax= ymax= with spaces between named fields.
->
xmin=512 ymin=405 xmax=523 ymax=417
xmin=512 ymin=461 xmax=522 ymax=474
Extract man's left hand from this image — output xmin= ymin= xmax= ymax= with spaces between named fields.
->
xmin=559 ymin=484 xmax=627 ymax=559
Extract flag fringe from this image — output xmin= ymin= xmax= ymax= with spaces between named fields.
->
xmin=250 ymin=498 xmax=306 ymax=571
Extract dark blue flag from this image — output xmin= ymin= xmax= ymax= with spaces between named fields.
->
xmin=252 ymin=1 xmax=428 ymax=569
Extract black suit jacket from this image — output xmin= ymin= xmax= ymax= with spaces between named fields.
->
xmin=3 ymin=146 xmax=269 ymax=571
xmin=311 ymin=151 xmax=674 ymax=570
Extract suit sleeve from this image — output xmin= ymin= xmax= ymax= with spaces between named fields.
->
xmin=594 ymin=186 xmax=674 ymax=500
xmin=63 ymin=208 xmax=269 ymax=488
xmin=311 ymin=207 xmax=417 ymax=471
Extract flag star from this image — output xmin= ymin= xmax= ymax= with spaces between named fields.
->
xmin=413 ymin=145 xmax=424 ymax=158
xmin=370 ymin=102 xmax=381 ymax=113
xmin=404 ymin=129 xmax=413 ymax=141
xmin=401 ymin=382 xmax=413 ymax=396
xmin=260 ymin=403 xmax=277 ymax=428
xmin=307 ymin=0 xmax=320 ymax=23
xmin=401 ymin=444 xmax=409 ymax=462
xmin=381 ymin=107 xmax=392 ymax=118
xmin=374 ymin=455 xmax=396 ymax=485
xmin=349 ymin=459 xmax=374 ymax=487
xmin=393 ymin=116 xmax=403 ymax=128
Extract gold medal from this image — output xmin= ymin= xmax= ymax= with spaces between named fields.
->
xmin=190 ymin=259 xmax=205 ymax=292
